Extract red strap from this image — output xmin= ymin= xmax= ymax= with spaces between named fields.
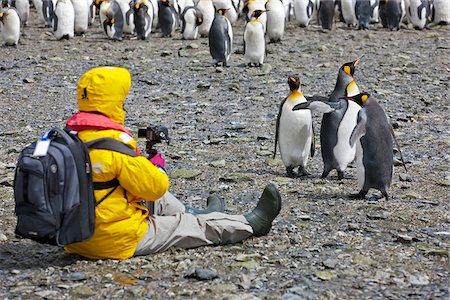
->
xmin=66 ymin=112 xmax=141 ymax=155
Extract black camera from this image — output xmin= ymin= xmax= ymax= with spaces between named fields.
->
xmin=137 ymin=125 xmax=170 ymax=157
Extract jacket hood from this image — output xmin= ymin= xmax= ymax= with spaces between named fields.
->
xmin=77 ymin=67 xmax=131 ymax=125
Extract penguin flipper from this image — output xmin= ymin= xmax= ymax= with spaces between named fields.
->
xmin=305 ymin=95 xmax=329 ymax=102
xmin=125 ymin=7 xmax=132 ymax=26
xmin=310 ymin=122 xmax=315 ymax=158
xmin=349 ymin=110 xmax=367 ymax=147
xmin=292 ymin=101 xmax=337 ymax=113
xmin=273 ymin=98 xmax=287 ymax=159
xmin=389 ymin=121 xmax=408 ymax=172
xmin=53 ymin=12 xmax=58 ymax=32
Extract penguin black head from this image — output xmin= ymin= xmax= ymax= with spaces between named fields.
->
xmin=288 ymin=76 xmax=300 ymax=92
xmin=346 ymin=92 xmax=370 ymax=107
xmin=0 ymin=12 xmax=3 ymax=22
xmin=94 ymin=0 xmax=103 ymax=9
xmin=341 ymin=59 xmax=360 ymax=77
xmin=217 ymin=8 xmax=229 ymax=15
xmin=161 ymin=0 xmax=171 ymax=7
xmin=251 ymin=9 xmax=266 ymax=20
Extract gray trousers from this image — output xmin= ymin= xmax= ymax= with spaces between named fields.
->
xmin=134 ymin=192 xmax=254 ymax=255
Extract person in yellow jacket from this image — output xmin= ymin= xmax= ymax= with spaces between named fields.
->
xmin=64 ymin=66 xmax=282 ymax=260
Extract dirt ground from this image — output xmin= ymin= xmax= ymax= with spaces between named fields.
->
xmin=0 ymin=9 xmax=449 ymax=300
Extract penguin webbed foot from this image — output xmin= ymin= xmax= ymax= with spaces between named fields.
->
xmin=337 ymin=170 xmax=344 ymax=180
xmin=286 ymin=167 xmax=296 ymax=178
xmin=349 ymin=190 xmax=367 ymax=200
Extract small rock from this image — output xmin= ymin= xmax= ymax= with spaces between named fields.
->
xmin=210 ymin=159 xmax=226 ymax=167
xmin=23 ymin=78 xmax=35 ymax=83
xmin=260 ymin=63 xmax=272 ymax=75
xmin=62 ymin=272 xmax=86 ymax=281
xmin=197 ymin=82 xmax=211 ymax=89
xmin=397 ymin=234 xmax=413 ymax=243
xmin=187 ymin=43 xmax=199 ymax=49
xmin=408 ymin=274 xmax=429 ymax=286
xmin=219 ymin=173 xmax=255 ymax=183
xmin=185 ymin=267 xmax=218 ymax=281
xmin=35 ymin=290 xmax=59 ymax=298
xmin=71 ymin=285 xmax=95 ymax=298
xmin=367 ymin=211 xmax=390 ymax=220
xmin=438 ymin=180 xmax=450 ymax=187
xmin=228 ymin=83 xmax=240 ymax=91
xmin=322 ymin=258 xmax=338 ymax=269
xmin=399 ymin=173 xmax=413 ymax=182
xmin=256 ymin=150 xmax=272 ymax=156
xmin=215 ymin=67 xmax=224 ymax=73
xmin=235 ymin=253 xmax=262 ymax=262
xmin=161 ymin=50 xmax=172 ymax=57
xmin=315 ymin=270 xmax=336 ymax=280
xmin=298 ymin=214 xmax=311 ymax=221
xmin=0 ymin=233 xmax=7 ymax=242
xmin=402 ymin=191 xmax=422 ymax=199
xmin=348 ymin=223 xmax=360 ymax=231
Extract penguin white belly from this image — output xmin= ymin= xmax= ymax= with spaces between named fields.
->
xmin=244 ymin=22 xmax=265 ymax=64
xmin=433 ymin=0 xmax=450 ymax=24
xmin=333 ymin=100 xmax=361 ymax=172
xmin=150 ymin=0 xmax=159 ymax=29
xmin=279 ymin=103 xmax=312 ymax=168
xmin=293 ymin=0 xmax=315 ymax=26
xmin=117 ymin=0 xmax=134 ymax=33
xmin=182 ymin=9 xmax=198 ymax=39
xmin=408 ymin=0 xmax=427 ymax=29
xmin=356 ymin=140 xmax=365 ymax=189
xmin=197 ymin=0 xmax=214 ymax=36
xmin=370 ymin=0 xmax=379 ymax=22
xmin=72 ymin=0 xmax=89 ymax=33
xmin=341 ymin=0 xmax=358 ymax=25
xmin=225 ymin=18 xmax=233 ymax=61
xmin=14 ymin=0 xmax=30 ymax=26
xmin=266 ymin=0 xmax=285 ymax=41
xmin=1 ymin=10 xmax=21 ymax=45
xmin=54 ymin=1 xmax=75 ymax=39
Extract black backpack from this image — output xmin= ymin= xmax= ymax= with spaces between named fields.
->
xmin=13 ymin=127 xmax=137 ymax=246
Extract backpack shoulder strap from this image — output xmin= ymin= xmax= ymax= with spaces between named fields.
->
xmin=85 ymin=138 xmax=139 ymax=193
xmin=85 ymin=138 xmax=138 ymax=157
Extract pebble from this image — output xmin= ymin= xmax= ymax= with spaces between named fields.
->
xmin=210 ymin=159 xmax=226 ymax=167
xmin=397 ymin=234 xmax=413 ymax=243
xmin=185 ymin=267 xmax=218 ymax=281
xmin=170 ymin=169 xmax=202 ymax=179
xmin=215 ymin=67 xmax=224 ymax=73
xmin=0 ymin=233 xmax=7 ymax=242
xmin=322 ymin=258 xmax=338 ymax=269
xmin=399 ymin=173 xmax=413 ymax=182
xmin=367 ymin=211 xmax=390 ymax=220
xmin=348 ymin=223 xmax=360 ymax=231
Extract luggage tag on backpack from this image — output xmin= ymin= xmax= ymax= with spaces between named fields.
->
xmin=33 ymin=132 xmax=51 ymax=157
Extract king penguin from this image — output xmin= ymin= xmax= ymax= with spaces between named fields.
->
xmin=133 ymin=0 xmax=153 ymax=39
xmin=266 ymin=0 xmax=286 ymax=43
xmin=407 ymin=0 xmax=430 ymax=29
xmin=42 ymin=0 xmax=55 ymax=27
xmin=196 ymin=0 xmax=215 ymax=36
xmin=430 ymin=0 xmax=450 ymax=25
xmin=0 ymin=7 xmax=20 ymax=46
xmin=209 ymin=8 xmax=233 ymax=67
xmin=318 ymin=60 xmax=362 ymax=180
xmin=348 ymin=93 xmax=393 ymax=200
xmin=379 ymin=0 xmax=404 ymax=30
xmin=53 ymin=0 xmax=75 ymax=40
xmin=102 ymin=0 xmax=124 ymax=40
xmin=181 ymin=5 xmax=203 ymax=39
xmin=355 ymin=0 xmax=372 ymax=29
xmin=317 ymin=0 xmax=335 ymax=29
xmin=274 ymin=76 xmax=314 ymax=178
xmin=244 ymin=9 xmax=266 ymax=67
xmin=158 ymin=0 xmax=177 ymax=37
xmin=340 ymin=0 xmax=358 ymax=26
xmin=72 ymin=0 xmax=89 ymax=34
xmin=6 ymin=0 xmax=29 ymax=26
xmin=293 ymin=0 xmax=315 ymax=27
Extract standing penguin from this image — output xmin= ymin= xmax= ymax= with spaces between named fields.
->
xmin=311 ymin=60 xmax=361 ymax=180
xmin=274 ymin=76 xmax=314 ymax=178
xmin=0 ymin=7 xmax=20 ymax=46
xmin=266 ymin=0 xmax=285 ymax=43
xmin=407 ymin=0 xmax=430 ymax=29
xmin=196 ymin=0 xmax=214 ymax=36
xmin=102 ymin=0 xmax=124 ymax=40
xmin=348 ymin=93 xmax=393 ymax=200
xmin=213 ymin=0 xmax=238 ymax=24
xmin=293 ymin=0 xmax=315 ymax=27
xmin=244 ymin=9 xmax=266 ymax=67
xmin=53 ymin=0 xmax=75 ymax=40
xmin=158 ymin=0 xmax=177 ymax=37
xmin=341 ymin=0 xmax=358 ymax=26
xmin=379 ymin=0 xmax=404 ymax=30
xmin=72 ymin=0 xmax=89 ymax=34
xmin=42 ymin=0 xmax=55 ymax=27
xmin=243 ymin=0 xmax=267 ymax=31
xmin=317 ymin=0 xmax=335 ymax=29
xmin=209 ymin=8 xmax=233 ymax=67
xmin=355 ymin=0 xmax=372 ymax=29
xmin=181 ymin=5 xmax=203 ymax=39
xmin=430 ymin=0 xmax=450 ymax=25
xmin=6 ymin=0 xmax=29 ymax=26
xmin=133 ymin=0 xmax=153 ymax=39
xmin=117 ymin=0 xmax=134 ymax=34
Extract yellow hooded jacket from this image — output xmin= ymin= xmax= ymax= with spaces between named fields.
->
xmin=64 ymin=67 xmax=169 ymax=259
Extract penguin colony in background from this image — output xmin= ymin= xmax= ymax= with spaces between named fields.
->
xmin=0 ymin=0 xmax=448 ymax=46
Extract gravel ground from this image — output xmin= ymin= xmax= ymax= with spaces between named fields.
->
xmin=0 ymin=10 xmax=449 ymax=300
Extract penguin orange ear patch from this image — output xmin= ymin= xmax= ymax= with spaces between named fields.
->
xmin=344 ymin=66 xmax=351 ymax=75
xmin=362 ymin=94 xmax=369 ymax=102
xmin=289 ymin=76 xmax=296 ymax=83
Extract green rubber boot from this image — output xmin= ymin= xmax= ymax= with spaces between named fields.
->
xmin=244 ymin=183 xmax=282 ymax=236
xmin=185 ymin=195 xmax=226 ymax=215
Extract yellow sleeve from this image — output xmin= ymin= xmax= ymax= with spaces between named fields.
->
xmin=114 ymin=154 xmax=170 ymax=201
